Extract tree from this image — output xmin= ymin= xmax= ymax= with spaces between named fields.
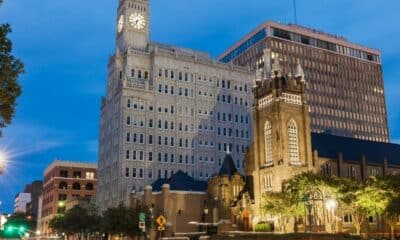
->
xmin=385 ymin=197 xmax=400 ymax=240
xmin=49 ymin=205 xmax=101 ymax=240
xmin=0 ymin=0 xmax=24 ymax=137
xmin=102 ymin=204 xmax=152 ymax=238
xmin=261 ymin=191 xmax=303 ymax=233
xmin=380 ymin=175 xmax=400 ymax=240
xmin=336 ymin=177 xmax=367 ymax=236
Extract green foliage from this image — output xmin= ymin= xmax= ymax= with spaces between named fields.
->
xmin=261 ymin=172 xmax=400 ymax=236
xmin=101 ymin=203 xmax=152 ymax=237
xmin=0 ymin=6 xmax=24 ymax=137
xmin=262 ymin=191 xmax=303 ymax=219
xmin=49 ymin=205 xmax=101 ymax=236
xmin=254 ymin=222 xmax=273 ymax=232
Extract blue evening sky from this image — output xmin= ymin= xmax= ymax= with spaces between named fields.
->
xmin=0 ymin=0 xmax=399 ymax=212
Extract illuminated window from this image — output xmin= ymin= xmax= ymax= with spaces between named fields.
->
xmin=85 ymin=172 xmax=95 ymax=179
xmin=264 ymin=121 xmax=273 ymax=166
xmin=288 ymin=119 xmax=300 ymax=165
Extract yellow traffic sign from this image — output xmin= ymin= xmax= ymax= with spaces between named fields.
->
xmin=157 ymin=226 xmax=165 ymax=231
xmin=156 ymin=215 xmax=166 ymax=226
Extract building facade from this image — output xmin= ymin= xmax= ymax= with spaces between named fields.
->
xmin=219 ymin=21 xmax=389 ymax=142
xmin=98 ymin=0 xmax=254 ymax=210
xmin=243 ymin=60 xmax=400 ymax=235
xmin=24 ymin=180 xmax=43 ymax=220
xmin=14 ymin=193 xmax=31 ymax=214
xmin=38 ymin=161 xmax=97 ymax=235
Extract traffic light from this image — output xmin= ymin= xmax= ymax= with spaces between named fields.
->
xmin=3 ymin=224 xmax=27 ymax=236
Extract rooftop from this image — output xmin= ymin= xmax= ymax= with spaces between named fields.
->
xmin=311 ymin=133 xmax=400 ymax=165
xmin=44 ymin=160 xmax=97 ymax=175
xmin=219 ymin=153 xmax=239 ymax=177
xmin=219 ymin=20 xmax=380 ymax=61
xmin=151 ymin=170 xmax=207 ymax=192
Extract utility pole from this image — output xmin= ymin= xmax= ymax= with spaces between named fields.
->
xmin=293 ymin=0 xmax=298 ymax=24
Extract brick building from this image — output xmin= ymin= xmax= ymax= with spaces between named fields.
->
xmin=38 ymin=161 xmax=97 ymax=235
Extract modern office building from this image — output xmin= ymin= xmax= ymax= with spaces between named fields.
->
xmin=38 ymin=161 xmax=97 ymax=235
xmin=219 ymin=21 xmax=389 ymax=143
xmin=14 ymin=193 xmax=31 ymax=214
xmin=97 ymin=0 xmax=254 ymax=210
xmin=24 ymin=180 xmax=43 ymax=219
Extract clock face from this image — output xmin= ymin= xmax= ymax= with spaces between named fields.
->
xmin=129 ymin=12 xmax=146 ymax=30
xmin=117 ymin=15 xmax=124 ymax=33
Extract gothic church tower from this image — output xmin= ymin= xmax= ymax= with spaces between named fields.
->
xmin=245 ymin=49 xmax=313 ymax=215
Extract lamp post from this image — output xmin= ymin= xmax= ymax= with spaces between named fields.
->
xmin=305 ymin=203 xmax=313 ymax=233
xmin=202 ymin=207 xmax=209 ymax=233
xmin=325 ymin=198 xmax=338 ymax=233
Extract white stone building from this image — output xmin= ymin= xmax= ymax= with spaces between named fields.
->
xmin=14 ymin=193 xmax=31 ymax=214
xmin=97 ymin=0 xmax=254 ymax=210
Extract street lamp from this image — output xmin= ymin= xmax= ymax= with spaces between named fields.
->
xmin=305 ymin=203 xmax=313 ymax=233
xmin=325 ymin=198 xmax=338 ymax=233
xmin=0 ymin=150 xmax=7 ymax=175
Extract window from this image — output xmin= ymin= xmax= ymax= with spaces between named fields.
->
xmin=139 ymin=168 xmax=143 ymax=178
xmin=72 ymin=182 xmax=81 ymax=190
xmin=126 ymin=150 xmax=130 ymax=160
xmin=288 ymin=119 xmax=300 ymax=165
xmin=59 ymin=182 xmax=68 ymax=190
xmin=322 ymin=163 xmax=333 ymax=177
xmin=58 ymin=194 xmax=67 ymax=201
xmin=85 ymin=172 xmax=94 ymax=180
xmin=343 ymin=213 xmax=353 ymax=224
xmin=73 ymin=171 xmax=82 ymax=178
xmin=85 ymin=183 xmax=94 ymax=191
xmin=126 ymin=116 xmax=131 ymax=125
xmin=60 ymin=170 xmax=68 ymax=178
xmin=132 ymin=168 xmax=137 ymax=178
xmin=264 ymin=121 xmax=273 ymax=166
xmin=264 ymin=172 xmax=273 ymax=191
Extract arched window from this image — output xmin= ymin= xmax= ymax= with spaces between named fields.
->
xmin=288 ymin=119 xmax=300 ymax=164
xmin=263 ymin=172 xmax=273 ymax=191
xmin=72 ymin=182 xmax=81 ymax=190
xmin=85 ymin=183 xmax=94 ymax=191
xmin=264 ymin=121 xmax=273 ymax=166
xmin=59 ymin=182 xmax=68 ymax=190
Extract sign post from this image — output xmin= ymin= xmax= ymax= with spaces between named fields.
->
xmin=138 ymin=212 xmax=146 ymax=240
xmin=156 ymin=215 xmax=166 ymax=238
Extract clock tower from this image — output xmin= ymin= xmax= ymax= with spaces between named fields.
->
xmin=116 ymin=0 xmax=150 ymax=52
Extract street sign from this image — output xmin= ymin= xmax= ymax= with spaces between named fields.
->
xmin=156 ymin=215 xmax=166 ymax=227
xmin=139 ymin=212 xmax=146 ymax=222
xmin=139 ymin=221 xmax=145 ymax=231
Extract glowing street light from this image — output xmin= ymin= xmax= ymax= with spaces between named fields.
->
xmin=0 ymin=150 xmax=8 ymax=175
xmin=325 ymin=198 xmax=338 ymax=233
xmin=325 ymin=198 xmax=338 ymax=211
